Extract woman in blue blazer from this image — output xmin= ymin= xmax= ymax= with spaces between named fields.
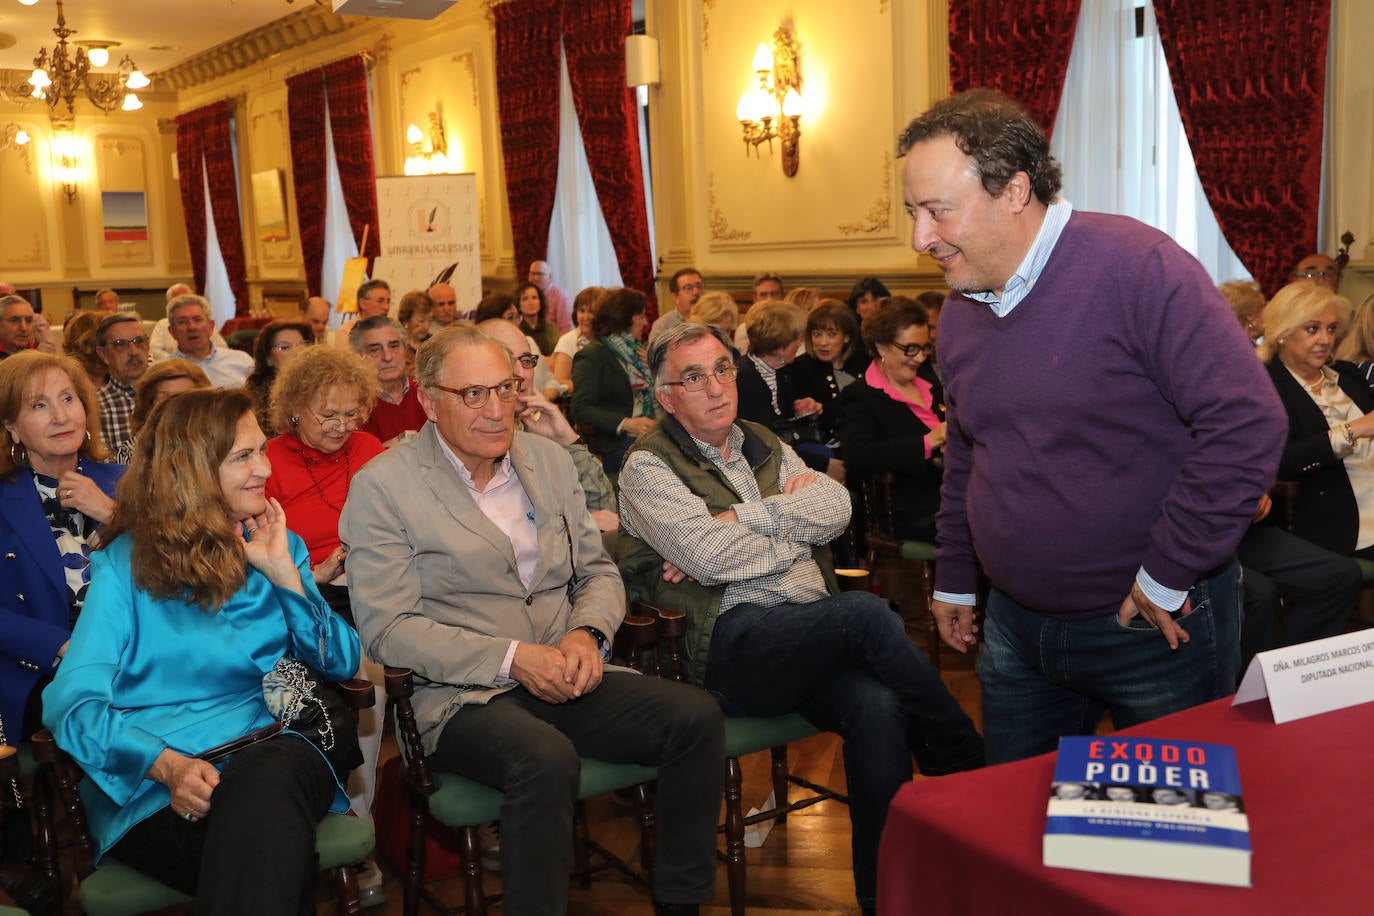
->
xmin=0 ymin=351 xmax=123 ymax=742
xmin=43 ymin=388 xmax=359 ymax=912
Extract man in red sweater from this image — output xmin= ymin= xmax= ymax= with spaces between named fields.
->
xmin=349 ymin=315 xmax=427 ymax=445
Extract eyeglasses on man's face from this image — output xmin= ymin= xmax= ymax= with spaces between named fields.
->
xmin=660 ymin=364 xmax=738 ymax=393
xmin=1292 ymin=268 xmax=1339 ymax=281
xmin=514 ymin=353 xmax=540 ymax=370
xmin=430 ymin=377 xmax=524 ymax=409
xmin=107 ymin=335 xmax=149 ymax=353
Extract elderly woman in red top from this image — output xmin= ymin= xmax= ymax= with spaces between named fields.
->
xmin=264 ymin=344 xmax=388 ymax=905
xmin=836 ymin=296 xmax=945 ymax=541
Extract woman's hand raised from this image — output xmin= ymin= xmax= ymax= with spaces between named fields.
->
xmin=243 ymin=498 xmax=305 ymax=596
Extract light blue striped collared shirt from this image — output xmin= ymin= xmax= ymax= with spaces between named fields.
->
xmin=934 ymin=198 xmax=1189 ymax=613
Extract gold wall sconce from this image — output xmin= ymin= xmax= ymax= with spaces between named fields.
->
xmin=52 ymin=131 xmax=81 ymax=204
xmin=403 ymin=110 xmax=460 ymax=176
xmin=735 ymin=26 xmax=805 ymax=177
xmin=2 ymin=123 xmax=33 ymax=173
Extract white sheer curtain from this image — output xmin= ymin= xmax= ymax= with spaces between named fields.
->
xmin=319 ymin=105 xmax=360 ymax=331
xmin=1050 ymin=0 xmax=1250 ymax=283
xmin=546 ymin=40 xmax=623 ymax=293
xmin=199 ymin=161 xmax=235 ymax=328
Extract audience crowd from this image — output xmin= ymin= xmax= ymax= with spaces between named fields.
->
xmin=3 ymin=145 xmax=1371 ymax=913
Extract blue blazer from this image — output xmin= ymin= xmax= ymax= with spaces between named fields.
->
xmin=0 ymin=461 xmax=124 ymax=740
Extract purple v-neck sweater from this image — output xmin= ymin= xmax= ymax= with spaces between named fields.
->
xmin=934 ymin=211 xmax=1286 ymax=617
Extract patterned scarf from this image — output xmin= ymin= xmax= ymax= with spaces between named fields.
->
xmin=32 ymin=470 xmax=94 ymax=627
xmin=602 ymin=333 xmax=656 ymax=420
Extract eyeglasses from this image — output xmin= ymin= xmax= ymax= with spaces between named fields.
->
xmin=660 ymin=364 xmax=739 ymax=392
xmin=108 ymin=335 xmax=149 ymax=352
xmin=1292 ymin=268 xmax=1339 ymax=281
xmin=2 ymin=314 xmax=35 ymax=326
xmin=677 ymin=282 xmax=706 ymax=294
xmin=309 ymin=409 xmax=362 ymax=432
xmin=885 ymin=341 xmax=932 ymax=360
xmin=272 ymin=340 xmax=308 ymax=353
xmin=172 ymin=315 xmax=207 ymax=328
xmin=430 ymin=378 xmax=524 ymax=409
xmin=514 ymin=353 xmax=540 ymax=369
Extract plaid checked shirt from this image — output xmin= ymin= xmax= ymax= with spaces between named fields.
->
xmin=98 ymin=379 xmax=137 ymax=453
xmin=618 ymin=423 xmax=850 ymax=611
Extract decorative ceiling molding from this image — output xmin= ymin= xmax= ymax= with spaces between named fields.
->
xmin=838 ymin=151 xmax=893 ymax=236
xmin=153 ymin=6 xmax=355 ymax=92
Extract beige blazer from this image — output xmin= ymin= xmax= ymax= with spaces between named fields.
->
xmin=340 ymin=423 xmax=626 ymax=753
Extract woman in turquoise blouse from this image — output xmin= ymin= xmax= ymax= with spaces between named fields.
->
xmin=43 ymin=388 xmax=361 ymax=914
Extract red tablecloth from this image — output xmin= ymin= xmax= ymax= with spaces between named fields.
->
xmin=878 ymin=697 xmax=1372 ymax=914
xmin=219 ymin=316 xmax=274 ymax=335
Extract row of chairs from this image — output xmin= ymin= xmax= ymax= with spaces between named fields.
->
xmin=10 ymin=471 xmax=939 ymax=914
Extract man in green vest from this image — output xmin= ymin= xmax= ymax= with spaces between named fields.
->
xmin=617 ymin=322 xmax=983 ymax=916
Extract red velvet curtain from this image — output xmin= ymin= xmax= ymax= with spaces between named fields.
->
xmin=287 ymin=68 xmax=328 ymax=296
xmin=948 ymin=0 xmax=1083 ymax=137
xmin=493 ymin=0 xmax=564 ymax=285
xmin=1153 ymin=0 xmax=1330 ymax=296
xmin=174 ymin=107 xmax=210 ymax=299
xmin=174 ymin=100 xmax=249 ymax=316
xmin=323 ymin=56 xmax=381 ymax=266
xmin=562 ymin=0 xmax=656 ymax=311
xmin=287 ymin=56 xmax=379 ymax=297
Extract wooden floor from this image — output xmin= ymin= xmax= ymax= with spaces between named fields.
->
xmin=360 ymin=609 xmax=986 ymax=916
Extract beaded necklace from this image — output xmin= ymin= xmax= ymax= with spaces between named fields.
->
xmin=297 ymin=438 xmax=352 ymax=513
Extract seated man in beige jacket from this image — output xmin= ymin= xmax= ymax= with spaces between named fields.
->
xmin=340 ymin=324 xmax=722 ymax=916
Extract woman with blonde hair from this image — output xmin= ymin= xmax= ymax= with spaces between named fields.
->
xmin=1262 ymin=280 xmax=1374 ymax=557
xmin=43 ymin=388 xmax=361 ymax=913
xmin=687 ymin=291 xmax=740 ymax=336
xmin=785 ymin=286 xmax=823 ymax=313
xmin=1333 ymin=292 xmax=1374 ymax=385
xmin=1 ymin=352 xmax=122 ymax=749
xmin=1219 ymin=280 xmax=1266 ymax=346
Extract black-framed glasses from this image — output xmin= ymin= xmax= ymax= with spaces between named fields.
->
xmin=431 ymin=378 xmax=524 ymax=408
xmin=514 ymin=353 xmax=540 ymax=369
xmin=108 ymin=335 xmax=149 ymax=352
xmin=885 ymin=341 xmax=932 ymax=360
xmin=660 ymin=364 xmax=738 ymax=392
xmin=1292 ymin=268 xmax=1339 ymax=281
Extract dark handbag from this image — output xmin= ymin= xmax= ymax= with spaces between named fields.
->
xmin=262 ymin=658 xmax=363 ymax=779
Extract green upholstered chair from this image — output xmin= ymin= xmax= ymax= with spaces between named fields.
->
xmin=638 ymin=603 xmax=849 ymax=916
xmin=859 ymin=471 xmax=943 ymax=668
xmin=32 ymin=677 xmax=378 ymax=915
xmin=383 ymin=616 xmax=662 ymax=916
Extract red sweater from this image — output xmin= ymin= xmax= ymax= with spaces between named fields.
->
xmin=363 ymin=383 xmax=428 ymax=444
xmin=265 ymin=431 xmax=385 ymax=565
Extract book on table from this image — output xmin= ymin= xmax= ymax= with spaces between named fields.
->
xmin=1042 ymin=736 xmax=1250 ymax=887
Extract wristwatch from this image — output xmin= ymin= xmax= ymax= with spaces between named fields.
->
xmin=578 ymin=625 xmax=611 ymax=660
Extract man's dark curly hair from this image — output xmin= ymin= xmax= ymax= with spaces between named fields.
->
xmin=896 ymin=88 xmax=1062 ymax=206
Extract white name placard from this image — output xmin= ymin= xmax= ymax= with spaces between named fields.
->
xmin=1234 ymin=629 xmax=1374 ymax=723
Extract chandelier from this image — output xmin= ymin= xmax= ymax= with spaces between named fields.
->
xmin=1 ymin=1 xmax=150 ymax=126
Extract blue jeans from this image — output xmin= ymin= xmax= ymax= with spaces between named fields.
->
xmin=703 ymin=591 xmax=983 ymax=909
xmin=978 ymin=559 xmax=1242 ymax=766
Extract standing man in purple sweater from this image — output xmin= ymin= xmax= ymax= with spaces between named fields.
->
xmin=898 ymin=89 xmax=1287 ymax=764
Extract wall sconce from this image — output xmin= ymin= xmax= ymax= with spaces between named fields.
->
xmin=52 ymin=131 xmax=81 ymax=204
xmin=2 ymin=123 xmax=32 ymax=173
xmin=403 ymin=110 xmax=461 ymax=176
xmin=736 ymin=26 xmax=805 ymax=177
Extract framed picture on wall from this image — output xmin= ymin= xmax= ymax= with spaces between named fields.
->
xmin=251 ymin=169 xmax=290 ymax=243
xmin=101 ymin=191 xmax=149 ymax=243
